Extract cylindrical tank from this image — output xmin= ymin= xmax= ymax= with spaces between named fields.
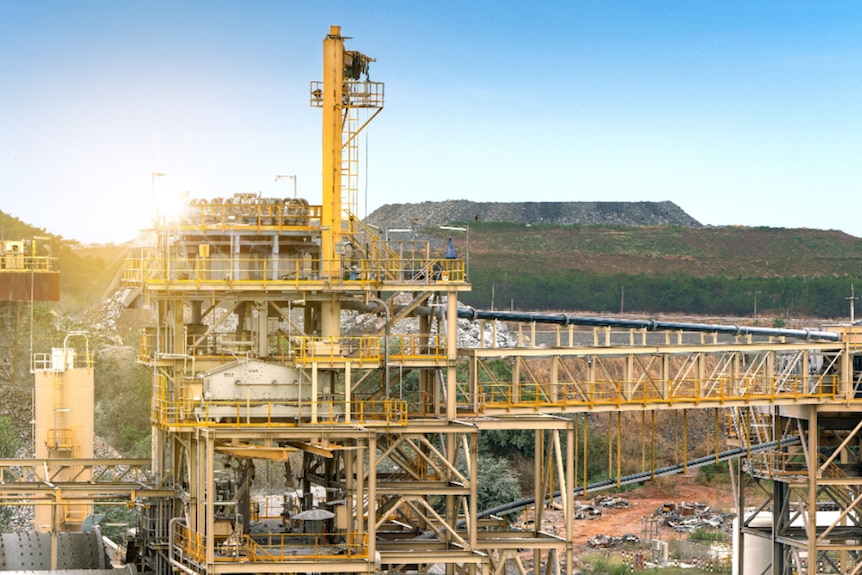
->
xmin=734 ymin=509 xmax=851 ymax=575
xmin=733 ymin=512 xmax=773 ymax=575
xmin=34 ymin=347 xmax=94 ymax=532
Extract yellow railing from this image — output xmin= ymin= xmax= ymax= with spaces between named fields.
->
xmin=174 ymin=523 xmax=367 ymax=565
xmin=241 ymin=531 xmax=367 ymax=561
xmin=346 ymin=215 xmax=400 ymax=265
xmin=477 ymin=374 xmax=841 ymax=412
xmin=386 ymin=334 xmax=447 ymax=361
xmin=123 ymin=255 xmax=466 ymax=289
xmin=174 ymin=523 xmax=205 ymax=567
xmin=310 ymin=79 xmax=384 ymax=108
xmin=747 ymin=451 xmax=810 ymax=478
xmin=139 ymin=328 xmax=256 ymax=361
xmin=294 ymin=336 xmax=382 ymax=364
xmin=138 ymin=331 xmax=447 ymax=364
xmin=292 ymin=334 xmax=447 ymax=364
xmin=46 ymin=428 xmax=74 ymax=450
xmin=151 ymin=397 xmax=408 ymax=428
xmin=31 ymin=351 xmax=94 ymax=371
xmin=168 ymin=199 xmax=322 ymax=231
xmin=0 ymin=254 xmax=55 ymax=272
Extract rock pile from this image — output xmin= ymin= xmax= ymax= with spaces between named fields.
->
xmin=654 ymin=501 xmax=734 ymax=533
xmin=587 ymin=533 xmax=640 ymax=548
xmin=366 ymin=200 xmax=702 ymax=230
xmin=337 ymin=297 xmax=519 ymax=349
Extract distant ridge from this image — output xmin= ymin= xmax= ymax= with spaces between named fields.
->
xmin=366 ymin=200 xmax=701 ymax=229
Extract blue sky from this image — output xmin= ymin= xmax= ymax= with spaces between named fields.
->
xmin=1 ymin=1 xmax=860 ymax=243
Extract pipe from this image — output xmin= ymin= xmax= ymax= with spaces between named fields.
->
xmin=456 ymin=308 xmax=842 ymax=342
xmin=469 ymin=437 xmax=799 ymax=523
xmin=366 ymin=296 xmax=391 ymax=395
xmin=341 ymin=300 xmax=841 ymax=342
xmin=168 ymin=517 xmax=200 ymax=575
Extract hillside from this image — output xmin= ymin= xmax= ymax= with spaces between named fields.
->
xmin=0 ymin=210 xmax=124 ymax=314
xmin=419 ymin=222 xmax=862 ymax=318
xmin=6 ymin=203 xmax=862 ymax=320
xmin=464 ymin=223 xmax=862 ymax=277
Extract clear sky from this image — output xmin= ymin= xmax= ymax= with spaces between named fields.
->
xmin=1 ymin=1 xmax=861 ymax=244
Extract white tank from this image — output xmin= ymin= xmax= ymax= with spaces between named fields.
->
xmin=734 ymin=509 xmax=850 ymax=575
xmin=733 ymin=512 xmax=773 ymax=575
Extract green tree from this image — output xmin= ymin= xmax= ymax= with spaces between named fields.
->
xmin=430 ymin=452 xmax=523 ymax=523
xmin=479 ymin=429 xmax=535 ymax=459
xmin=95 ymin=503 xmax=137 ymax=543
xmin=94 ymin=351 xmax=152 ymax=456
xmin=475 ymin=454 xmax=522 ymax=519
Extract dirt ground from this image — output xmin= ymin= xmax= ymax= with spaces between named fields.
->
xmin=522 ymin=474 xmax=736 ymax=554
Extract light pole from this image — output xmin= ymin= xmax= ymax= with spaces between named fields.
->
xmin=439 ymin=225 xmax=469 ymax=280
xmin=151 ymin=171 xmax=166 ymax=223
xmin=275 ymin=175 xmax=297 ymax=198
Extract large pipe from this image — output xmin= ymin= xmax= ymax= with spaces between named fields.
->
xmin=468 ymin=437 xmax=799 ymax=524
xmin=456 ymin=308 xmax=842 ymax=342
xmin=340 ymin=300 xmax=842 ymax=342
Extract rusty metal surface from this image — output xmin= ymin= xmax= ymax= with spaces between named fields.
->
xmin=0 ymin=272 xmax=60 ymax=302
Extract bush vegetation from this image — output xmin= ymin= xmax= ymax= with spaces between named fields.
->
xmin=447 ymin=222 xmax=862 ymax=317
xmin=467 ymin=270 xmax=862 ymax=318
xmin=93 ymin=352 xmax=152 ymax=457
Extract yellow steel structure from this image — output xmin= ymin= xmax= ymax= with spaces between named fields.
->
xmin=6 ymin=26 xmax=862 ymax=575
xmin=117 ymin=27 xmax=862 ymax=575
xmin=115 ymin=26 xmax=491 ymax=575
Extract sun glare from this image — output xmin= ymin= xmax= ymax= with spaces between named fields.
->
xmin=155 ymin=189 xmax=190 ymax=224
